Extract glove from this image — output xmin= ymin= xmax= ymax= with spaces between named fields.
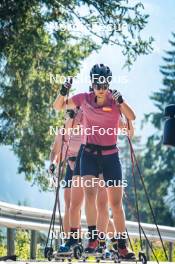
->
xmin=112 ymin=90 xmax=124 ymax=104
xmin=66 ymin=109 xmax=76 ymax=119
xmin=60 ymin=78 xmax=73 ymax=96
xmin=49 ymin=163 xmax=56 ymax=174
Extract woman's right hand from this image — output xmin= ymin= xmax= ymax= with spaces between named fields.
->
xmin=60 ymin=78 xmax=73 ymax=96
xmin=49 ymin=163 xmax=56 ymax=174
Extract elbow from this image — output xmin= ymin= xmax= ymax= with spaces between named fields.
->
xmin=128 ymin=111 xmax=136 ymax=121
xmin=53 ymin=101 xmax=62 ymax=111
xmin=131 ymin=112 xmax=136 ymax=120
xmin=121 ymin=102 xmax=136 ymax=121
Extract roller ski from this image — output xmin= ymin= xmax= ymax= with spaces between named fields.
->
xmin=110 ymin=248 xmax=147 ymax=264
xmin=53 ymin=241 xmax=83 ymax=262
xmin=82 ymin=240 xmax=107 ymax=262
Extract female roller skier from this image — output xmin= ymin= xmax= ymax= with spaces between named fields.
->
xmin=49 ymin=107 xmax=83 ymax=236
xmin=53 ymin=64 xmax=136 ymax=259
xmin=53 ymin=102 xmax=120 ymax=255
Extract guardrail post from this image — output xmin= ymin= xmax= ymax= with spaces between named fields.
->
xmin=168 ymin=242 xmax=173 ymax=262
xmin=145 ymin=240 xmax=150 ymax=261
xmin=7 ymin=228 xmax=15 ymax=256
xmin=30 ymin=230 xmax=37 ymax=259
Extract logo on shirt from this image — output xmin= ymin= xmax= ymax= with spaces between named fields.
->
xmin=102 ymin=107 xmax=112 ymax=112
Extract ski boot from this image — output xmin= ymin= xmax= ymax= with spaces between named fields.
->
xmin=118 ymin=247 xmax=136 ymax=260
xmin=82 ymin=240 xmax=99 ymax=261
xmin=54 ymin=240 xmax=82 ymax=261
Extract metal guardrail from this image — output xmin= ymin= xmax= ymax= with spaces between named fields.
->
xmin=0 ymin=201 xmax=175 ymax=241
xmin=0 ymin=201 xmax=175 ymax=260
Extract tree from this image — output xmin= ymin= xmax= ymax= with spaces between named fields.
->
xmin=15 ymin=229 xmax=30 ymax=260
xmin=0 ymin=0 xmax=153 ymax=189
xmin=0 ymin=0 xmax=153 ymax=67
xmin=165 ymin=177 xmax=175 ymax=218
xmin=141 ymin=33 xmax=175 ymax=225
xmin=0 ymin=0 xmax=98 ymax=190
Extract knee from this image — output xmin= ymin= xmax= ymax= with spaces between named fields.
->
xmin=70 ymin=200 xmax=81 ymax=213
xmin=97 ymin=198 xmax=108 ymax=211
xmin=97 ymin=204 xmax=108 ymax=218
xmin=84 ymin=188 xmax=96 ymax=200
xmin=110 ymin=200 xmax=123 ymax=212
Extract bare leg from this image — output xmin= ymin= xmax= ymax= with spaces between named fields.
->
xmin=83 ymin=175 xmax=98 ymax=226
xmin=107 ymin=186 xmax=126 ymax=233
xmin=107 ymin=186 xmax=135 ymax=258
xmin=97 ymin=177 xmax=109 ymax=233
xmin=69 ymin=176 xmax=84 ymax=227
xmin=63 ymin=188 xmax=71 ymax=235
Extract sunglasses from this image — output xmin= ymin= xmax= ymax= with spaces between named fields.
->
xmin=93 ymin=84 xmax=109 ymax=90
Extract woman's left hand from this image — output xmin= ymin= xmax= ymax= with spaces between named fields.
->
xmin=112 ymin=90 xmax=124 ymax=104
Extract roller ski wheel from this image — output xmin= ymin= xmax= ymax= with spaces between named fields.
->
xmin=44 ymin=246 xmax=53 ymax=261
xmin=138 ymin=251 xmax=147 ymax=264
xmin=78 ymin=243 xmax=84 ymax=254
xmin=73 ymin=244 xmax=83 ymax=259
xmin=82 ymin=255 xmax=88 ymax=262
xmin=110 ymin=250 xmax=120 ymax=263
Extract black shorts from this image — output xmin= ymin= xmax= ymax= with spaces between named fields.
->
xmin=73 ymin=144 xmax=84 ymax=176
xmin=80 ymin=150 xmax=122 ymax=187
